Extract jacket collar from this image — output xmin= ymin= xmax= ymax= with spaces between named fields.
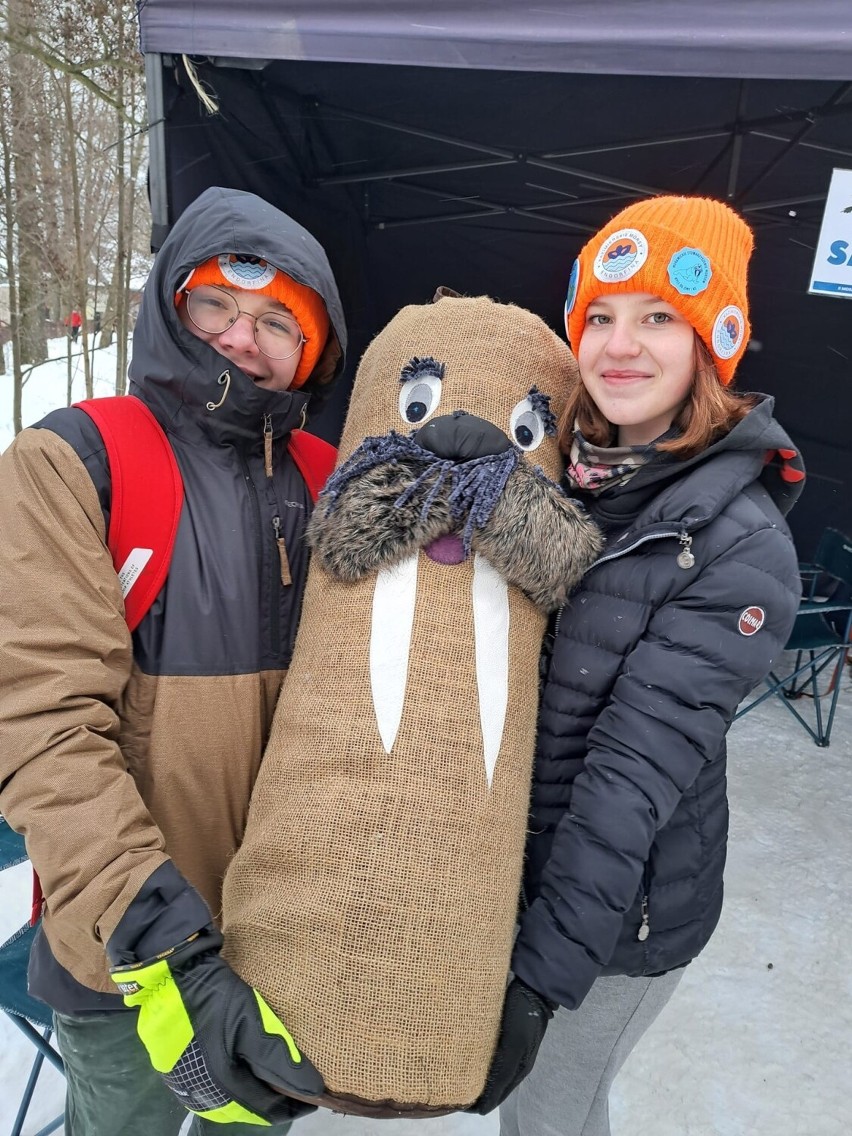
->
xmin=585 ymin=395 xmax=803 ymax=550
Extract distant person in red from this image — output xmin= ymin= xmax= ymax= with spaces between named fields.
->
xmin=65 ymin=309 xmax=82 ymax=343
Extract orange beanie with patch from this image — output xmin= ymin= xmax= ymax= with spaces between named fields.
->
xmin=565 ymin=196 xmax=754 ymax=385
xmin=178 ymin=254 xmax=330 ymax=388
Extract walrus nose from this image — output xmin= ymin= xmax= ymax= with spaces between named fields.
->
xmin=414 ymin=411 xmax=513 ymax=462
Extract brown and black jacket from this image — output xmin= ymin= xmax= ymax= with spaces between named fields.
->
xmin=0 ymin=187 xmax=346 ymax=1013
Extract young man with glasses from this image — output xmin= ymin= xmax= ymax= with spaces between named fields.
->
xmin=0 ymin=187 xmax=347 ymax=1135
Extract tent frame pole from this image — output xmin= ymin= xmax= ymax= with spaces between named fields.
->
xmin=145 ymin=52 xmax=170 ymax=250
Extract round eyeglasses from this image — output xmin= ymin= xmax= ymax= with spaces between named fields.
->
xmin=185 ymin=285 xmax=305 ymax=360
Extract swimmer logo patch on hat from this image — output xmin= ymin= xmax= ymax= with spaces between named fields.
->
xmin=593 ymin=229 xmax=649 ymax=283
xmin=217 ymin=254 xmax=277 ymax=290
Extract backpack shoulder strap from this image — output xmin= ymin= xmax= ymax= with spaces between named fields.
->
xmin=287 ymin=428 xmax=337 ymax=503
xmin=74 ymin=396 xmax=184 ymax=632
xmin=30 ymin=396 xmax=183 ymax=924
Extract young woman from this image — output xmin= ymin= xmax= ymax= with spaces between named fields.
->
xmin=498 ymin=196 xmax=804 ymax=1134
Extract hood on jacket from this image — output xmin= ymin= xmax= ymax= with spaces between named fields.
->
xmin=128 ymin=187 xmax=347 ymax=448
xmin=582 ymin=393 xmax=805 ymax=534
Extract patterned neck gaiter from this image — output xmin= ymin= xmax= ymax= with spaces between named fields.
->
xmin=564 ymin=424 xmax=676 ymax=493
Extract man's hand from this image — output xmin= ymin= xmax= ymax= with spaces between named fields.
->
xmin=110 ymin=925 xmax=323 ymax=1126
xmin=468 ymin=978 xmax=555 ymax=1115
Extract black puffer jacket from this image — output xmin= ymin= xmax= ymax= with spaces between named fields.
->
xmin=511 ymin=396 xmax=803 ymax=1010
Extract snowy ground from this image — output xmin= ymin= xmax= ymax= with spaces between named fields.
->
xmin=2 ymin=676 xmax=850 ymax=1136
xmin=1 ymin=336 xmax=127 ymax=452
xmin=2 ymin=340 xmax=850 ymax=1134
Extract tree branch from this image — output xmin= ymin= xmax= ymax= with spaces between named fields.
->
xmin=0 ymin=27 xmax=135 ymax=116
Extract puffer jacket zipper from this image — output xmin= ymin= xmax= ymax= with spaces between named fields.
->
xmin=638 ymin=860 xmax=652 ymax=944
xmin=591 ymin=528 xmax=686 ymax=570
xmin=552 ymin=528 xmax=687 ymax=640
xmin=552 ymin=527 xmax=684 ymax=965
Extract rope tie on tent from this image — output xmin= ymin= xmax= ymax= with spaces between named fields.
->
xmin=182 ymin=55 xmax=220 ymax=115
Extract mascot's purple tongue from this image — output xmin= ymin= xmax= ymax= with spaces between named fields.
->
xmin=221 ymin=295 xmax=602 ymax=1117
xmin=424 ymin=532 xmax=466 ymax=564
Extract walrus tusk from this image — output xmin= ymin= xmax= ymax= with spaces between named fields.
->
xmin=473 ymin=553 xmax=509 ymax=787
xmin=370 ymin=553 xmax=419 ymax=753
xmin=369 ymin=549 xmax=510 ymax=785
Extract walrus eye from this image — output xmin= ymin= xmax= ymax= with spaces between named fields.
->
xmin=399 ymin=372 xmax=442 ymax=424
xmin=509 ymin=398 xmax=547 ymax=451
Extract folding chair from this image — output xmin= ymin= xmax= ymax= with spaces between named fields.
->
xmin=798 ymin=526 xmax=852 ymax=603
xmin=0 ymin=817 xmax=65 ymax=1136
xmin=735 ymin=528 xmax=852 ymax=747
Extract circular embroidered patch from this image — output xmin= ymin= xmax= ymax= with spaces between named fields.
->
xmin=712 ymin=305 xmax=745 ymax=359
xmin=218 ymin=254 xmax=277 ymax=289
xmin=738 ymin=606 xmax=766 ymax=636
xmin=564 ymin=258 xmax=580 ymax=320
xmin=668 ymin=247 xmax=712 ymax=296
xmin=593 ymin=229 xmax=649 ymax=283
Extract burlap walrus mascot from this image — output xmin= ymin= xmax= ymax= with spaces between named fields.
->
xmin=222 ymin=292 xmax=602 ymax=1116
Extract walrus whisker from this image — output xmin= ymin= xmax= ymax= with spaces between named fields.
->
xmin=394 ymin=459 xmax=454 ymax=514
xmin=445 ymin=449 xmax=519 ymax=553
xmin=322 ymin=432 xmax=439 ymax=509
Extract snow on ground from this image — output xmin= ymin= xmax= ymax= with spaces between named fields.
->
xmin=2 ymin=679 xmax=850 ymax=1136
xmin=1 ymin=338 xmax=850 ymax=1134
xmin=1 ymin=336 xmax=128 ymax=452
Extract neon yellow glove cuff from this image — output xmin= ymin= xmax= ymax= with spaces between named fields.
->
xmin=111 ymin=953 xmax=285 ymax=1125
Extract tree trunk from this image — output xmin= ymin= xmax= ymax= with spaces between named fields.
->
xmin=62 ymin=73 xmax=93 ymax=398
xmin=114 ymin=29 xmax=129 ymax=395
xmin=7 ymin=0 xmax=48 ymax=366
xmin=0 ymin=62 xmax=24 ymax=433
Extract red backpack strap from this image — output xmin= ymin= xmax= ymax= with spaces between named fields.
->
xmin=74 ymin=396 xmax=184 ymax=632
xmin=287 ymin=428 xmax=337 ymax=503
xmin=28 ymin=397 xmax=183 ymax=926
xmin=30 ymin=873 xmax=44 ymax=927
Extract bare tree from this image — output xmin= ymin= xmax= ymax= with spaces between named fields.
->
xmin=0 ymin=72 xmax=23 ymax=427
xmin=0 ymin=0 xmax=151 ymax=432
xmin=6 ymin=0 xmax=48 ymax=368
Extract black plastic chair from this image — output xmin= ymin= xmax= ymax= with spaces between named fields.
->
xmin=0 ymin=817 xmax=65 ymax=1136
xmin=735 ymin=528 xmax=852 ymax=747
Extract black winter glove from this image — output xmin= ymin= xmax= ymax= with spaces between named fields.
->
xmin=110 ymin=925 xmax=324 ymax=1126
xmin=468 ymin=977 xmax=556 ymax=1115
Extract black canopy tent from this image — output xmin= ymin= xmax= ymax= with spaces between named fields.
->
xmin=137 ymin=1 xmax=852 ymax=554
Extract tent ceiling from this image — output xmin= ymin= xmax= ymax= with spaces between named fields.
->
xmin=138 ymin=0 xmax=852 ymax=81
xmin=299 ymin=75 xmax=852 ymax=232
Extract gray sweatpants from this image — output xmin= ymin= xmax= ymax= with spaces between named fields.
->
xmin=499 ymin=970 xmax=684 ymax=1136
xmin=54 ymin=1010 xmax=294 ymax=1136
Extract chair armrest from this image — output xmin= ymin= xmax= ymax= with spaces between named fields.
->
xmin=797 ymin=600 xmax=852 ymax=616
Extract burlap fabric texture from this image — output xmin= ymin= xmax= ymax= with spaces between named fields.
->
xmin=222 ymin=295 xmax=601 ymax=1116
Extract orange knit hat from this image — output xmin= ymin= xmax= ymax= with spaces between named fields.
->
xmin=177 ymin=254 xmax=330 ymax=388
xmin=565 ymin=196 xmax=754 ymax=385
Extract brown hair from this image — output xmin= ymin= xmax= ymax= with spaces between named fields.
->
xmin=557 ymin=336 xmax=758 ymax=459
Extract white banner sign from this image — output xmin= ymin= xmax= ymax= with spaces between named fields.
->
xmin=808 ymin=168 xmax=852 ymax=299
